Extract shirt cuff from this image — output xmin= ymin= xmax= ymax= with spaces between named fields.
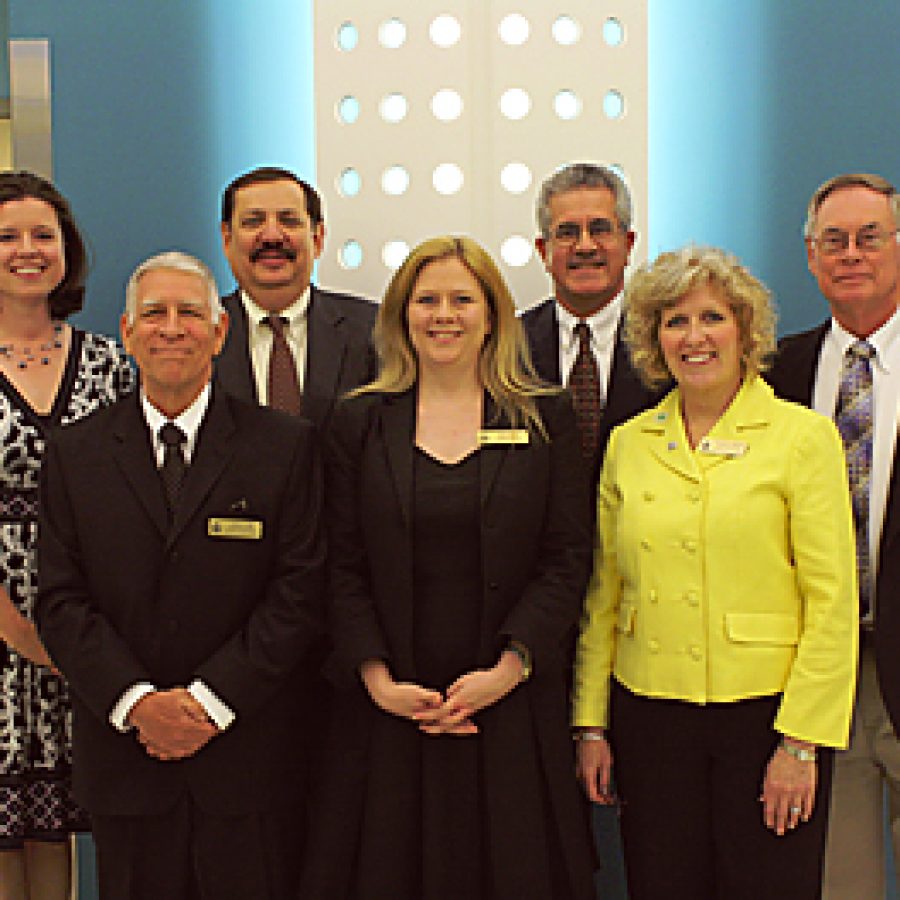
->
xmin=188 ymin=680 xmax=236 ymax=731
xmin=109 ymin=682 xmax=156 ymax=732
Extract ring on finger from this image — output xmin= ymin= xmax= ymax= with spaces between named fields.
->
xmin=789 ymin=806 xmax=802 ymax=815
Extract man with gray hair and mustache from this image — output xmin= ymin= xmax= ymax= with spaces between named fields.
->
xmin=37 ymin=251 xmax=325 ymax=899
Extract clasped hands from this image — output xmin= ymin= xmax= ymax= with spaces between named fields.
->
xmin=127 ymin=688 xmax=219 ymax=761
xmin=361 ymin=653 xmax=524 ymax=736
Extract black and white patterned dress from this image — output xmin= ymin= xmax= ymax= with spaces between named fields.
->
xmin=0 ymin=328 xmax=133 ymax=847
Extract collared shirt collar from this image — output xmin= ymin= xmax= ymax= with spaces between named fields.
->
xmin=240 ymin=286 xmax=311 ymax=330
xmin=140 ymin=382 xmax=211 ymax=465
xmin=829 ymin=305 xmax=900 ymax=374
xmin=555 ymin=292 xmax=622 ymax=352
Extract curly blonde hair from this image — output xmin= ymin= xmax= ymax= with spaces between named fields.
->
xmin=624 ymin=246 xmax=777 ymax=388
xmin=356 ymin=236 xmax=557 ymax=433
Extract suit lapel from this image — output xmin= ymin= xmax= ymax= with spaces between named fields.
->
xmin=215 ymin=290 xmax=257 ymax=402
xmin=167 ymin=389 xmax=236 ymax=547
xmin=526 ymin=300 xmax=562 ymax=384
xmin=111 ymin=397 xmax=169 ymax=536
xmin=379 ymin=391 xmax=415 ymax=531
xmin=305 ymin=287 xmax=347 ymax=418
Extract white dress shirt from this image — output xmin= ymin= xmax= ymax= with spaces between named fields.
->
xmin=108 ymin=383 xmax=236 ymax=732
xmin=812 ymin=307 xmax=900 ymax=623
xmin=241 ymin=287 xmax=310 ymax=403
xmin=555 ymin=293 xmax=623 ymax=402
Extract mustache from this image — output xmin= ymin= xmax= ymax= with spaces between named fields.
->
xmin=250 ymin=242 xmax=297 ymax=263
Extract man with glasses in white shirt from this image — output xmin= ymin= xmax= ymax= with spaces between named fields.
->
xmin=769 ymin=173 xmax=900 ymax=899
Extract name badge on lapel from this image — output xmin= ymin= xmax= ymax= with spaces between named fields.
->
xmin=698 ymin=438 xmax=748 ymax=458
xmin=207 ymin=517 xmax=264 ymax=540
xmin=477 ymin=429 xmax=529 ymax=446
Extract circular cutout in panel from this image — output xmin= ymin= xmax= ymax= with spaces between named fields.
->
xmin=382 ymin=165 xmax=410 ymax=196
xmin=337 ymin=95 xmax=360 ymax=125
xmin=500 ymin=236 xmax=533 ymax=268
xmin=337 ymin=22 xmax=359 ymax=51
xmin=378 ymin=18 xmax=407 ymax=49
xmin=432 ymin=163 xmax=464 ymax=195
xmin=499 ymin=13 xmax=530 ymax=46
xmin=430 ymin=14 xmax=462 ymax=48
xmin=603 ymin=90 xmax=625 ymax=119
xmin=499 ymin=88 xmax=531 ymax=120
xmin=340 ymin=240 xmax=363 ymax=270
xmin=338 ymin=168 xmax=361 ymax=198
xmin=603 ymin=18 xmax=624 ymax=47
xmin=431 ymin=89 xmax=463 ymax=122
xmin=380 ymin=93 xmax=409 ymax=124
xmin=382 ymin=240 xmax=410 ymax=270
xmin=554 ymin=90 xmax=582 ymax=120
xmin=552 ymin=15 xmax=581 ymax=46
xmin=499 ymin=162 xmax=532 ymax=194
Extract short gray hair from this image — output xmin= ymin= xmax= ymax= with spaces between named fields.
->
xmin=804 ymin=173 xmax=899 ymax=238
xmin=125 ymin=251 xmax=222 ymax=324
xmin=536 ymin=162 xmax=633 ymax=238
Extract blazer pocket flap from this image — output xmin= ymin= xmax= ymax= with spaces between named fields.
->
xmin=616 ymin=604 xmax=636 ymax=635
xmin=725 ymin=612 xmax=799 ymax=645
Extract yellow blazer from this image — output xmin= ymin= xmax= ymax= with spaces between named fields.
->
xmin=573 ymin=376 xmax=858 ymax=748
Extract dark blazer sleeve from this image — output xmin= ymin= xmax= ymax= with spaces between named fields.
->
xmin=324 ymin=397 xmax=392 ymax=670
xmin=193 ymin=420 xmax=326 ymax=715
xmin=498 ymin=394 xmax=594 ymax=667
xmin=37 ymin=434 xmax=154 ymax=721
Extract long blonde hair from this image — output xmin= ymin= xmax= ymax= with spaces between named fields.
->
xmin=357 ymin=236 xmax=557 ymax=434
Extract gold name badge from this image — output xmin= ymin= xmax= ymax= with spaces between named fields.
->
xmin=477 ymin=429 xmax=529 ymax=446
xmin=698 ymin=438 xmax=748 ymax=458
xmin=207 ymin=517 xmax=263 ymax=540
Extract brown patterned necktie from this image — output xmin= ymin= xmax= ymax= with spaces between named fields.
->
xmin=569 ymin=321 xmax=603 ymax=462
xmin=158 ymin=422 xmax=187 ymax=517
xmin=264 ymin=315 xmax=302 ymax=416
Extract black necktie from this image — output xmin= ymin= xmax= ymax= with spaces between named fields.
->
xmin=264 ymin=315 xmax=302 ymax=415
xmin=159 ymin=422 xmax=187 ymax=515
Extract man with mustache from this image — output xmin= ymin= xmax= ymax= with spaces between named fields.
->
xmin=216 ymin=167 xmax=376 ymax=428
xmin=521 ymin=162 xmax=662 ymax=899
xmin=769 ymin=173 xmax=900 ymax=899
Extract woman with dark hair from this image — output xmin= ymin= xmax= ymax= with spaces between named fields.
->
xmin=0 ymin=172 xmax=133 ymax=898
xmin=302 ymin=236 xmax=596 ymax=898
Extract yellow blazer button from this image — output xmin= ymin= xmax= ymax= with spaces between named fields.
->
xmin=643 ymin=491 xmax=655 ymax=502
xmin=685 ymin=591 xmax=699 ymax=607
xmin=641 ymin=539 xmax=652 ymax=551
xmin=648 ymin=639 xmax=660 ymax=653
xmin=682 ymin=539 xmax=697 ymax=553
xmin=687 ymin=490 xmax=701 ymax=502
xmin=689 ymin=645 xmax=703 ymax=661
xmin=648 ymin=589 xmax=658 ymax=604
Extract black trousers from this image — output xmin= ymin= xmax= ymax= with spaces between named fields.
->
xmin=609 ymin=680 xmax=834 ymax=900
xmin=91 ymin=794 xmax=303 ymax=900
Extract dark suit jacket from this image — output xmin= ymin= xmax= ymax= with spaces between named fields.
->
xmin=36 ymin=389 xmax=325 ymax=816
xmin=215 ymin=285 xmax=377 ymax=429
xmin=302 ymin=389 xmax=596 ymax=897
xmin=520 ymin=298 xmax=663 ymax=481
xmin=768 ymin=322 xmax=900 ymax=733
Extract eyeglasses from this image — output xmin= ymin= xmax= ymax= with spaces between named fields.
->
xmin=812 ymin=225 xmax=898 ymax=256
xmin=552 ymin=218 xmax=623 ymax=247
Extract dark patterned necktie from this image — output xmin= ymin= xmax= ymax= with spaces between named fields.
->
xmin=569 ymin=321 xmax=603 ymax=462
xmin=159 ymin=423 xmax=187 ymax=516
xmin=834 ymin=340 xmax=875 ymax=619
xmin=264 ymin=315 xmax=302 ymax=416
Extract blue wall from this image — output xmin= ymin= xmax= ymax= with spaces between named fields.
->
xmin=648 ymin=0 xmax=900 ymax=334
xmin=9 ymin=1 xmax=314 ymax=335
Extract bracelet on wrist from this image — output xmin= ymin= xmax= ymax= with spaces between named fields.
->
xmin=779 ymin=740 xmax=816 ymax=762
xmin=572 ymin=730 xmax=606 ymax=743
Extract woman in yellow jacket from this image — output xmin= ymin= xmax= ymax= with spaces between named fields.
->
xmin=573 ymin=246 xmax=857 ymax=899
